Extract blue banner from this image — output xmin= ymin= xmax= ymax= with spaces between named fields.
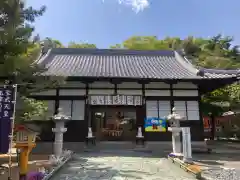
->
xmin=144 ymin=117 xmax=167 ymax=132
xmin=0 ymin=87 xmax=14 ymax=153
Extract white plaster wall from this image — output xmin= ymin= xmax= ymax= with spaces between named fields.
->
xmin=118 ymin=82 xmax=142 ymax=89
xmin=146 ymin=100 xmax=171 ymax=118
xmin=59 ymin=89 xmax=86 ymax=96
xmin=60 ymin=81 xmax=86 ymax=88
xmin=146 ymin=101 xmax=158 ymax=118
xmin=117 ymin=89 xmax=142 ymax=95
xmin=89 ymin=82 xmax=114 ymax=88
xmin=187 ymin=101 xmax=199 ymax=120
xmin=72 ymin=100 xmax=85 ymax=120
xmin=89 ymin=89 xmax=114 ymax=95
xmin=59 ymin=100 xmax=72 ymax=117
xmin=174 ymin=101 xmax=187 ymax=118
xmin=173 ymin=90 xmax=198 ymax=96
xmin=59 ymin=100 xmax=85 ymax=120
xmin=172 ymin=82 xmax=197 ymax=89
xmin=145 ymin=82 xmax=170 ymax=89
xmin=158 ymin=101 xmax=171 ymax=117
xmin=173 ymin=100 xmax=200 ymax=120
xmin=145 ymin=90 xmax=170 ymax=96
xmin=31 ymin=90 xmax=56 ymax=96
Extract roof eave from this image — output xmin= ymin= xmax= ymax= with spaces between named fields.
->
xmin=64 ymin=75 xmax=239 ymax=83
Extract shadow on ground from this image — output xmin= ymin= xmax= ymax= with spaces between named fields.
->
xmin=50 ymin=151 xmax=196 ymax=180
xmin=51 ymin=153 xmax=162 ymax=179
xmin=81 ymin=150 xmax=168 ymax=158
xmin=193 ymin=153 xmax=240 ymax=174
xmin=194 ymin=153 xmax=240 ymax=162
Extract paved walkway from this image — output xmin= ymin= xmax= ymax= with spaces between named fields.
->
xmin=51 ymin=151 xmax=196 ymax=180
xmin=194 ymin=153 xmax=240 ymax=179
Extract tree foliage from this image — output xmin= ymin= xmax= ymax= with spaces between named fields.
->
xmin=0 ymin=0 xmax=62 ymax=123
xmin=68 ymin=42 xmax=97 ymax=48
xmin=16 ymin=96 xmax=48 ymax=121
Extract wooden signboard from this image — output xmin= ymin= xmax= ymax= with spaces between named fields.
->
xmin=89 ymin=95 xmax=142 ymax=106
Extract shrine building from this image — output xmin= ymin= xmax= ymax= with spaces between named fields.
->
xmin=30 ymin=48 xmax=239 ymax=142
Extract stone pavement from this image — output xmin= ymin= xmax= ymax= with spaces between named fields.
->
xmin=50 ymin=151 xmax=196 ymax=180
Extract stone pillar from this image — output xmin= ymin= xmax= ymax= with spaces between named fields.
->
xmin=182 ymin=127 xmax=192 ymax=163
xmin=52 ymin=121 xmax=67 ymax=158
xmin=172 ymin=132 xmax=181 ymax=154
xmin=167 ymin=107 xmax=185 ymax=156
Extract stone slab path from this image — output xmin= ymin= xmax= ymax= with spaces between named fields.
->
xmin=50 ymin=151 xmax=196 ymax=180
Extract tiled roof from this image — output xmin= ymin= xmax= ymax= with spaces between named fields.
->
xmin=200 ymin=68 xmax=240 ymax=78
xmin=36 ymin=48 xmax=239 ymax=80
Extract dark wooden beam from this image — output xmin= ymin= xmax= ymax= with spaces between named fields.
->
xmin=137 ymin=80 xmax=149 ymax=84
xmin=81 ymin=80 xmax=94 ymax=84
xmin=163 ymin=80 xmax=177 ymax=84
xmin=170 ymin=84 xmax=174 ymax=113
xmin=142 ymin=83 xmax=145 ymax=104
xmin=85 ymin=83 xmax=90 ymax=128
xmin=54 ymin=88 xmax=59 ymax=114
xmin=110 ymin=79 xmax=123 ymax=84
xmin=66 ymin=76 xmax=210 ymax=83
xmin=197 ymin=88 xmax=204 ymax=138
xmin=114 ymin=84 xmax=117 ymax=95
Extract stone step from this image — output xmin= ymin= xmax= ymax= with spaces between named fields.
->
xmin=32 ymin=141 xmax=208 ymax=154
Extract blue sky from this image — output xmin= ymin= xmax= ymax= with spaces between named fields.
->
xmin=27 ymin=0 xmax=240 ymax=48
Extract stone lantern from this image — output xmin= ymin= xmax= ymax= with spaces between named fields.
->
xmin=52 ymin=108 xmax=71 ymax=159
xmin=167 ymin=107 xmax=185 ymax=156
xmin=167 ymin=107 xmax=192 ymax=163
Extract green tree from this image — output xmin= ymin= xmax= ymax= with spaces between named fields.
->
xmin=44 ymin=37 xmax=64 ymax=47
xmin=0 ymin=0 xmax=63 ymax=123
xmin=110 ymin=44 xmax=122 ymax=49
xmin=68 ymin=42 xmax=97 ymax=48
xmin=198 ymin=35 xmax=240 ymax=110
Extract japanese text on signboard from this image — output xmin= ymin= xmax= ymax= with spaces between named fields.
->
xmin=0 ymin=88 xmax=14 ymax=119
xmin=0 ymin=86 xmax=14 ymax=153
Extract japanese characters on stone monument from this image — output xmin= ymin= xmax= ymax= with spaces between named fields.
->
xmin=0 ymin=86 xmax=15 ymax=153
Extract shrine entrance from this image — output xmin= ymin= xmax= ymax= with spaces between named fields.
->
xmin=90 ymin=106 xmax=138 ymax=141
xmin=88 ymin=95 xmax=144 ymax=141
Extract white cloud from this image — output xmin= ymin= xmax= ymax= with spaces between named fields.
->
xmin=118 ymin=0 xmax=149 ymax=13
xmin=102 ymin=0 xmax=150 ymax=13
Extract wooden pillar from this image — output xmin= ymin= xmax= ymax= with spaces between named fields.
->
xmin=135 ymin=82 xmax=146 ymax=134
xmin=169 ymin=83 xmax=174 ymax=113
xmin=84 ymin=83 xmax=89 ymax=136
xmin=54 ymin=88 xmax=59 ymax=114
xmin=198 ymin=88 xmax=205 ymax=140
xmin=209 ymin=112 xmax=215 ymax=140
